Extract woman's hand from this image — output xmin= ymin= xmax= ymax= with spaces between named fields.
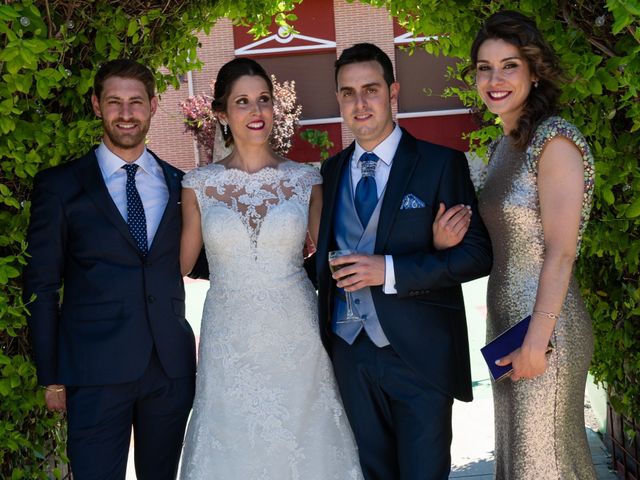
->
xmin=432 ymin=202 xmax=472 ymax=250
xmin=497 ymin=312 xmax=555 ymax=381
xmin=497 ymin=345 xmax=549 ymax=381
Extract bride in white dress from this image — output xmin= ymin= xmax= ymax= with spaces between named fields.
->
xmin=178 ymin=58 xmax=362 ymax=479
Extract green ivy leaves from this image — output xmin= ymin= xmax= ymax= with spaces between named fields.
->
xmin=300 ymin=129 xmax=335 ymax=160
xmin=608 ymin=0 xmax=640 ymax=34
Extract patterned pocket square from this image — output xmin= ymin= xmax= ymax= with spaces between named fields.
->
xmin=400 ymin=193 xmax=426 ymax=210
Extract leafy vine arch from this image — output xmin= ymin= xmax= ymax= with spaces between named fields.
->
xmin=0 ymin=0 xmax=637 ymax=474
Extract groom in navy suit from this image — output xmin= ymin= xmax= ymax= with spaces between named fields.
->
xmin=23 ymin=60 xmax=196 ymax=479
xmin=316 ymin=43 xmax=492 ymax=479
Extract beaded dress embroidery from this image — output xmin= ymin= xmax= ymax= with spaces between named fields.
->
xmin=479 ymin=117 xmax=597 ymax=480
xmin=179 ymin=161 xmax=362 ymax=479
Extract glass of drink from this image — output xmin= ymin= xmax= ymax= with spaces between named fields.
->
xmin=328 ymin=249 xmax=361 ymax=323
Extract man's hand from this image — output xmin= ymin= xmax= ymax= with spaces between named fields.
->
xmin=44 ymin=385 xmax=66 ymax=412
xmin=433 ymin=203 xmax=471 ymax=250
xmin=330 ymin=253 xmax=385 ymax=292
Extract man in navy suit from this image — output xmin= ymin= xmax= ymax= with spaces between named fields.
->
xmin=23 ymin=60 xmax=196 ymax=479
xmin=316 ymin=43 xmax=492 ymax=479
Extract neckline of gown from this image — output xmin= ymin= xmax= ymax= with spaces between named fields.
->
xmin=216 ymin=160 xmax=293 ymax=176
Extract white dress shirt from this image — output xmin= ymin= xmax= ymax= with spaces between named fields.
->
xmin=351 ymin=124 xmax=402 ymax=294
xmin=96 ymin=142 xmax=169 ymax=249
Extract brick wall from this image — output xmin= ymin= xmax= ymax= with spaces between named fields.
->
xmin=147 ymin=19 xmax=235 ymax=172
xmin=147 ymin=77 xmax=196 ymax=172
xmin=193 ymin=18 xmax=235 ymax=100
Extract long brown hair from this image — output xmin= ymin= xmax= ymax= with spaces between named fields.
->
xmin=464 ymin=11 xmax=564 ymax=150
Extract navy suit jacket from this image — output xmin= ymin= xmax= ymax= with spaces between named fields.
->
xmin=316 ymin=129 xmax=492 ymax=402
xmin=23 ymin=149 xmax=196 ymax=387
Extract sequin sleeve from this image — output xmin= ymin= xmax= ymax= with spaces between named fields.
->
xmin=526 ymin=116 xmax=596 ymax=254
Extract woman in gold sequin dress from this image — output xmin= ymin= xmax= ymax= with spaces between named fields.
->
xmin=468 ymin=11 xmax=597 ymax=479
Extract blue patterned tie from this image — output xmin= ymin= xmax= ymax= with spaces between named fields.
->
xmin=122 ymin=164 xmax=148 ymax=256
xmin=355 ymin=152 xmax=379 ymax=226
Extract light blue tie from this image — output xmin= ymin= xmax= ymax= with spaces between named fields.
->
xmin=122 ymin=164 xmax=148 ymax=256
xmin=355 ymin=152 xmax=379 ymax=226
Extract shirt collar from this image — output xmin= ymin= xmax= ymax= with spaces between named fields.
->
xmin=96 ymin=142 xmax=153 ymax=178
xmin=353 ymin=123 xmax=402 ymax=167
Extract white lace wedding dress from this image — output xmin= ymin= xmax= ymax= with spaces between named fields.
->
xmin=179 ymin=161 xmax=362 ymax=479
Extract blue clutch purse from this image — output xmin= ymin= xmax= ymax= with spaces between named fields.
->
xmin=481 ymin=315 xmax=532 ymax=381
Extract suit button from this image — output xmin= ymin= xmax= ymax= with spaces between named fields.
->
xmin=354 ymin=299 xmax=360 ymax=304
xmin=147 ymin=295 xmax=155 ymax=303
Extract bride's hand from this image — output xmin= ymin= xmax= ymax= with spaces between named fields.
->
xmin=432 ymin=203 xmax=471 ymax=250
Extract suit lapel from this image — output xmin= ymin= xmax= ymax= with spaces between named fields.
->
xmin=74 ymin=150 xmax=140 ymax=253
xmin=376 ymin=130 xmax=420 ymax=251
xmin=148 ymin=154 xmax=181 ymax=256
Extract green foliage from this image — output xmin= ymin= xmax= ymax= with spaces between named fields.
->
xmin=368 ymin=0 xmax=640 ymax=423
xmin=0 ymin=0 xmax=299 ymax=474
xmin=300 ymin=128 xmax=335 ymax=161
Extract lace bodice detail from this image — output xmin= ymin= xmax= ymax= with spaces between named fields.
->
xmin=183 ymin=160 xmax=321 ymax=266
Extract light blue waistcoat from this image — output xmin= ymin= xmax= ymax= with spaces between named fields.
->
xmin=331 ymin=163 xmax=390 ymax=347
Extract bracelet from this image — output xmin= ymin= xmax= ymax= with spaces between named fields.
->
xmin=44 ymin=386 xmax=65 ymax=393
xmin=533 ymin=310 xmax=559 ymax=320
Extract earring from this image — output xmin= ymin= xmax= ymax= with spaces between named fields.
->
xmin=534 ymin=80 xmax=539 ymax=88
xmin=219 ymin=120 xmax=228 ymax=136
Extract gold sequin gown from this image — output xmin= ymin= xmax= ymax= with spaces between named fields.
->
xmin=478 ymin=117 xmax=597 ymax=480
